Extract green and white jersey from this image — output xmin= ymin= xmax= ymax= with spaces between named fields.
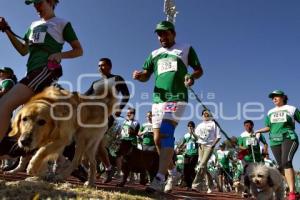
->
xmin=120 ymin=119 xmax=140 ymax=144
xmin=143 ymin=43 xmax=200 ymax=103
xmin=216 ymin=149 xmax=230 ymax=169
xmin=176 ymin=154 xmax=184 ymax=171
xmin=264 ymin=158 xmax=276 ymax=168
xmin=265 ymin=105 xmax=300 ymax=146
xmin=0 ymin=79 xmax=15 ymax=91
xmin=140 ymin=122 xmax=154 ymax=146
xmin=183 ymin=133 xmax=198 ymax=156
xmin=24 ymin=17 xmax=78 ymax=72
xmin=238 ymin=131 xmax=266 ymax=162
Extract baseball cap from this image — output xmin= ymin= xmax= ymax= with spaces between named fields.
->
xmin=155 ymin=21 xmax=175 ymax=32
xmin=0 ymin=67 xmax=14 ymax=74
xmin=25 ymin=0 xmax=44 ymax=5
xmin=268 ymin=90 xmax=286 ymax=98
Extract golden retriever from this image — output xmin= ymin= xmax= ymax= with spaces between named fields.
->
xmin=9 ymin=78 xmax=118 ymax=186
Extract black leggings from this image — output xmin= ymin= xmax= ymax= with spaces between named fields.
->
xmin=271 ymin=139 xmax=299 ymax=170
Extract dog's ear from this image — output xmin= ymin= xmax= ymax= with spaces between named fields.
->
xmin=267 ymin=175 xmax=274 ymax=187
xmin=8 ymin=112 xmax=22 ymax=137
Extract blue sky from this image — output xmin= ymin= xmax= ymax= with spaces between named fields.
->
xmin=1 ymin=0 xmax=300 ymax=169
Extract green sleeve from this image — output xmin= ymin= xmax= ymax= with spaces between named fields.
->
xmin=237 ymin=137 xmax=243 ymax=146
xmin=143 ymin=54 xmax=154 ymax=73
xmin=63 ymin=22 xmax=78 ymax=43
xmin=294 ymin=108 xmax=300 ymax=123
xmin=264 ymin=116 xmax=271 ymax=127
xmin=188 ymin=46 xmax=201 ymax=68
xmin=24 ymin=27 xmax=31 ymax=42
xmin=139 ymin=125 xmax=144 ymax=132
xmin=1 ymin=80 xmax=14 ymax=90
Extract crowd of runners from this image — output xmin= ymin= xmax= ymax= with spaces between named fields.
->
xmin=0 ymin=0 xmax=300 ymax=200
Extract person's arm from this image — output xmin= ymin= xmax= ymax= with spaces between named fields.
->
xmin=138 ymin=125 xmax=144 ymax=136
xmin=115 ymin=76 xmax=130 ymax=111
xmin=255 ymin=127 xmax=270 ymax=134
xmin=190 ymin=128 xmax=199 ymax=140
xmin=132 ymin=69 xmax=152 ymax=82
xmin=48 ymin=40 xmax=83 ymax=63
xmin=185 ymin=47 xmax=204 ymax=87
xmin=48 ymin=22 xmax=83 ymax=63
xmin=259 ymin=134 xmax=269 ymax=154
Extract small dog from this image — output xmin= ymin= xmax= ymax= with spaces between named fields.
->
xmin=245 ymin=163 xmax=284 ymax=200
xmin=233 ymin=179 xmax=244 ymax=194
xmin=9 ymin=79 xmax=117 ymax=186
xmin=117 ymin=147 xmax=159 ymax=187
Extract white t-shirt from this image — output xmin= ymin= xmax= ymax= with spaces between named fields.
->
xmin=195 ymin=120 xmax=221 ymax=146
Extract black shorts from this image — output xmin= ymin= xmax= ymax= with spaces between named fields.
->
xmin=20 ymin=66 xmax=62 ymax=93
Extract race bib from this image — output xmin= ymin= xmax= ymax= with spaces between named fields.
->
xmin=157 ymin=58 xmax=177 ymax=75
xmin=245 ymin=137 xmax=258 ymax=146
xmin=121 ymin=126 xmax=130 ymax=138
xmin=186 ymin=141 xmax=196 ymax=150
xmin=29 ymin=25 xmax=48 ymax=44
xmin=270 ymin=112 xmax=287 ymax=123
xmin=164 ymin=102 xmax=177 ymax=113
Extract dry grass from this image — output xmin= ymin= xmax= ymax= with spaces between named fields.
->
xmin=0 ymin=179 xmax=155 ymax=200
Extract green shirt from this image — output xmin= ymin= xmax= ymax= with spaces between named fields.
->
xmin=183 ymin=133 xmax=198 ymax=156
xmin=143 ymin=43 xmax=201 ymax=103
xmin=140 ymin=122 xmax=154 ymax=146
xmin=238 ymin=131 xmax=266 ymax=162
xmin=216 ymin=149 xmax=230 ymax=169
xmin=176 ymin=154 xmax=184 ymax=171
xmin=120 ymin=119 xmax=140 ymax=145
xmin=265 ymin=105 xmax=300 ymax=146
xmin=24 ymin=17 xmax=78 ymax=72
xmin=0 ymin=79 xmax=14 ymax=91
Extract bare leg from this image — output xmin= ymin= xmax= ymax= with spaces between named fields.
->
xmin=285 ymin=168 xmax=295 ymax=192
xmin=0 ymin=84 xmax=34 ymax=140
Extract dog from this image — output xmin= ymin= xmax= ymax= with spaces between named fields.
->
xmin=8 ymin=78 xmax=117 ymax=186
xmin=233 ymin=179 xmax=244 ymax=194
xmin=245 ymin=163 xmax=284 ymax=200
xmin=117 ymin=147 xmax=159 ymax=187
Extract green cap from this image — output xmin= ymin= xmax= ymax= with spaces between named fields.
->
xmin=268 ymin=90 xmax=285 ymax=98
xmin=25 ymin=0 xmax=44 ymax=5
xmin=0 ymin=67 xmax=14 ymax=74
xmin=155 ymin=21 xmax=175 ymax=32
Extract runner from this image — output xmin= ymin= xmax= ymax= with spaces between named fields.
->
xmin=0 ymin=67 xmax=17 ymax=98
xmin=176 ymin=121 xmax=198 ymax=190
xmin=0 ymin=0 xmax=83 ymax=141
xmin=255 ymin=90 xmax=300 ymax=200
xmin=132 ymin=20 xmax=203 ymax=192
xmin=115 ymin=107 xmax=140 ymax=173
xmin=238 ymin=120 xmax=268 ymax=165
xmin=191 ymin=110 xmax=221 ymax=193
xmin=85 ymin=57 xmax=130 ymax=183
xmin=216 ymin=143 xmax=232 ymax=192
xmin=138 ymin=111 xmax=156 ymax=152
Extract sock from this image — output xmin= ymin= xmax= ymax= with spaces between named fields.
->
xmin=156 ymin=173 xmax=166 ymax=182
xmin=168 ymin=167 xmax=177 ymax=176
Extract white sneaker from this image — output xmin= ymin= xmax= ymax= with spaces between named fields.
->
xmin=146 ymin=177 xmax=165 ymax=193
xmin=164 ymin=176 xmax=174 ymax=192
xmin=207 ymin=188 xmax=212 ymax=193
